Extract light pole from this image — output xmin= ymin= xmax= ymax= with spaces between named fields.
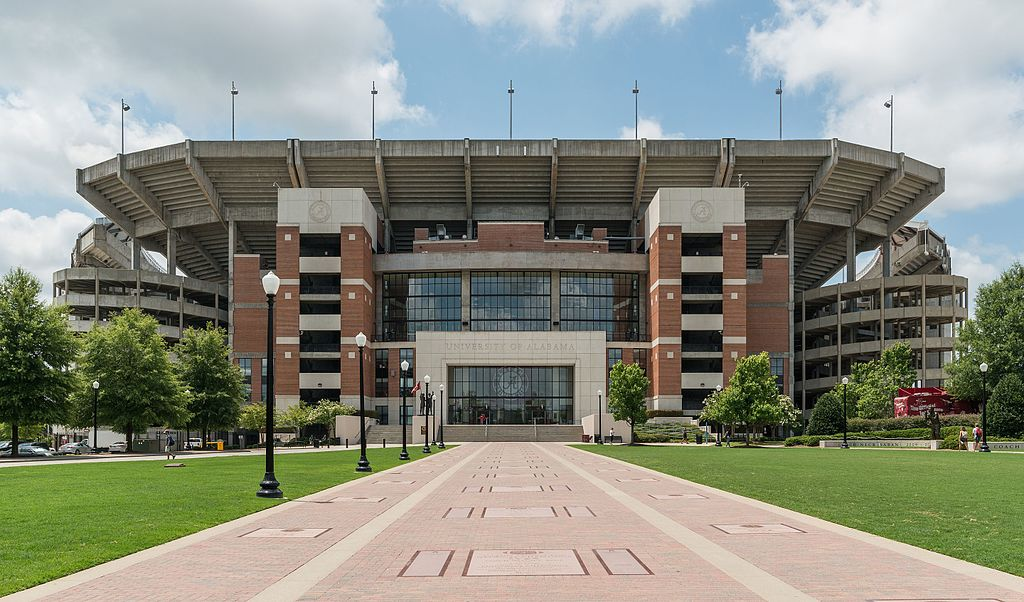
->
xmin=715 ymin=384 xmax=723 ymax=446
xmin=355 ymin=332 xmax=371 ymax=472
xmin=980 ymin=362 xmax=990 ymax=452
xmin=91 ymin=380 xmax=100 ymax=451
xmin=507 ymin=80 xmax=514 ymax=139
xmin=632 ymin=80 xmax=639 ymax=140
xmin=371 ymin=81 xmax=378 ymax=139
xmin=256 ymin=271 xmax=283 ymax=498
xmin=883 ymin=95 xmax=893 ymax=151
xmin=775 ymin=80 xmax=783 ymax=140
xmin=597 ymin=389 xmax=603 ymax=444
xmin=120 ymin=99 xmax=130 ymax=154
xmin=438 ymin=383 xmax=446 ymax=449
xmin=841 ymin=376 xmax=850 ymax=449
xmin=399 ymin=359 xmax=410 ymax=460
xmin=422 ymin=375 xmax=432 ymax=454
xmin=231 ymin=82 xmax=238 ymax=140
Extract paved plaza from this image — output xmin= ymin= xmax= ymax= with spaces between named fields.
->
xmin=10 ymin=443 xmax=1024 ymax=601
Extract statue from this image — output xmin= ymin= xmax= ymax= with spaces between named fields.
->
xmin=924 ymin=407 xmax=941 ymax=440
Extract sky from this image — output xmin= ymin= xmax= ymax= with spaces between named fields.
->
xmin=1 ymin=0 xmax=1021 ymax=305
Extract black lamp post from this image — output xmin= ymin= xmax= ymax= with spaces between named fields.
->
xmin=422 ymin=375 xmax=432 ymax=454
xmin=256 ymin=271 xmax=283 ymax=498
xmin=91 ymin=380 xmax=100 ymax=451
xmin=841 ymin=376 xmax=850 ymax=449
xmin=355 ymin=332 xmax=371 ymax=472
xmin=715 ymin=384 xmax=723 ymax=446
xmin=597 ymin=389 xmax=603 ymax=444
xmin=437 ymin=383 xmax=446 ymax=449
xmin=980 ymin=362 xmax=990 ymax=452
xmin=399 ymin=359 xmax=410 ymax=461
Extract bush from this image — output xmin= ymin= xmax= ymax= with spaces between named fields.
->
xmin=845 ymin=414 xmax=981 ymax=433
xmin=784 ymin=435 xmax=830 ymax=447
xmin=807 ymin=391 xmax=845 ymax=435
xmin=988 ymin=374 xmax=1024 ymax=438
xmin=633 ymin=431 xmax=673 ymax=443
xmin=647 ymin=410 xmax=688 ymax=418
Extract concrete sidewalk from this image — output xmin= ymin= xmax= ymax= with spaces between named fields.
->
xmin=7 ymin=442 xmax=1024 ymax=601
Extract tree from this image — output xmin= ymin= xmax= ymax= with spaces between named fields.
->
xmin=307 ymin=400 xmax=355 ymax=439
xmin=175 ymin=325 xmax=246 ymax=445
xmin=853 ymin=342 xmax=916 ymax=419
xmin=700 ymin=386 xmax=735 ymax=429
xmin=77 ymin=308 xmax=188 ymax=451
xmin=278 ymin=403 xmax=311 ymax=440
xmin=239 ymin=403 xmax=267 ymax=431
xmin=607 ymin=361 xmax=651 ymax=444
xmin=717 ymin=352 xmax=796 ymax=444
xmin=807 ymin=390 xmax=845 ymax=436
xmin=0 ymin=268 xmax=79 ymax=456
xmin=987 ymin=373 xmax=1024 ymax=438
xmin=947 ymin=263 xmax=1024 ymax=402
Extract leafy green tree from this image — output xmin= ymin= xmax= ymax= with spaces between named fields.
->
xmin=987 ymin=373 xmax=1024 ymax=438
xmin=239 ymin=403 xmax=268 ymax=432
xmin=77 ymin=308 xmax=188 ymax=451
xmin=699 ymin=386 xmax=734 ymax=429
xmin=607 ymin=361 xmax=651 ymax=444
xmin=947 ymin=263 xmax=1024 ymax=401
xmin=278 ymin=403 xmax=311 ymax=440
xmin=175 ymin=325 xmax=246 ymax=446
xmin=717 ymin=352 xmax=797 ymax=444
xmin=807 ymin=390 xmax=845 ymax=435
xmin=307 ymin=400 xmax=355 ymax=439
xmin=0 ymin=268 xmax=79 ymax=455
xmin=853 ymin=342 xmax=916 ymax=418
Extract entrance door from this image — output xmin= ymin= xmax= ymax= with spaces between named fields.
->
xmin=375 ymin=405 xmax=389 ymax=425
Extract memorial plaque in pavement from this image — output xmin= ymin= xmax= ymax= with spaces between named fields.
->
xmin=443 ymin=507 xmax=474 ymax=518
xmin=330 ymin=496 xmax=386 ymax=503
xmin=374 ymin=480 xmax=416 ymax=485
xmin=713 ymin=523 xmax=805 ymax=534
xmin=399 ymin=550 xmax=455 ymax=577
xmin=482 ymin=506 xmax=557 ymax=518
xmin=490 ymin=485 xmax=544 ymax=493
xmin=593 ymin=549 xmax=653 ymax=575
xmin=615 ymin=478 xmax=658 ymax=482
xmin=241 ymin=528 xmax=329 ymax=538
xmin=563 ymin=506 xmax=596 ymax=517
xmin=464 ymin=549 xmax=588 ymax=576
xmin=648 ymin=493 xmax=706 ymax=500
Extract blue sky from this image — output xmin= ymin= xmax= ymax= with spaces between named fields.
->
xmin=0 ymin=0 xmax=1020 ymax=301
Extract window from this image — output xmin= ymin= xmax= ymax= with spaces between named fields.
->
xmin=300 ymin=331 xmax=340 ymax=353
xmin=400 ymin=348 xmax=415 ymax=397
xmin=633 ymin=348 xmax=649 ymax=377
xmin=300 ymin=301 xmax=341 ymax=315
xmin=261 ymin=358 xmax=267 ymax=402
xmin=238 ymin=358 xmax=253 ymax=402
xmin=681 ymin=331 xmax=722 ymax=352
xmin=607 ymin=348 xmax=623 ymax=375
xmin=447 ymin=366 xmax=573 ymax=425
xmin=681 ymin=234 xmax=722 ymax=257
xmin=681 ymin=274 xmax=722 ymax=294
xmin=299 ymin=234 xmax=341 ymax=257
xmin=300 ymin=359 xmax=340 ymax=373
xmin=375 ymin=349 xmax=389 ymax=397
xmin=300 ymin=274 xmax=340 ymax=295
xmin=471 ymin=272 xmax=550 ymax=331
xmin=560 ymin=272 xmax=642 ymax=341
xmin=381 ymin=273 xmax=461 ymax=341
xmin=770 ymin=357 xmax=785 ymax=394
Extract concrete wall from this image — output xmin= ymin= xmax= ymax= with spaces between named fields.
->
xmin=581 ymin=413 xmax=633 ymax=443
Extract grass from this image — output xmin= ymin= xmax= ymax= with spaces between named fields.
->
xmin=577 ymin=444 xmax=1024 ymax=576
xmin=0 ymin=446 xmax=446 ymax=596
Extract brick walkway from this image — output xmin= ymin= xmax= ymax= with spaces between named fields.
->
xmin=9 ymin=443 xmax=1024 ymax=602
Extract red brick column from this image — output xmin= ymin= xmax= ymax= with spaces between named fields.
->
xmin=649 ymin=225 xmax=681 ymax=400
xmin=275 ymin=226 xmax=300 ymax=403
xmin=341 ymin=226 xmax=375 ymax=398
xmin=747 ymin=255 xmax=791 ymax=395
xmin=722 ymin=225 xmax=747 ymax=380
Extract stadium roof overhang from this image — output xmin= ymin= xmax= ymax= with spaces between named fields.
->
xmin=76 ymin=138 xmax=944 ymax=291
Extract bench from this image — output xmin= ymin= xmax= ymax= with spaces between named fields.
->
xmin=604 ymin=435 xmax=623 ymax=444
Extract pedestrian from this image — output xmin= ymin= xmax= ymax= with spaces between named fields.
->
xmin=973 ymin=424 xmax=982 ymax=451
xmin=958 ymin=426 xmax=968 ymax=451
xmin=609 ymin=426 xmax=615 ymax=443
xmin=165 ymin=432 xmax=176 ymax=460
xmin=682 ymin=429 xmax=689 ymax=444
xmin=726 ymin=430 xmax=732 ymax=447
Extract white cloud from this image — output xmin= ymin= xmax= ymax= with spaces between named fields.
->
xmin=618 ymin=117 xmax=685 ymax=139
xmin=746 ymin=0 xmax=1024 ymax=213
xmin=0 ymin=209 xmax=93 ymax=292
xmin=948 ymin=237 xmax=1021 ymax=309
xmin=442 ymin=0 xmax=704 ymax=45
xmin=0 ymin=1 xmax=426 ymax=205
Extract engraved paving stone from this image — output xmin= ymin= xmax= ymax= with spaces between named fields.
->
xmin=330 ymin=496 xmax=387 ymax=503
xmin=482 ymin=506 xmax=557 ymax=518
xmin=594 ymin=549 xmax=653 ymax=575
xmin=616 ymin=478 xmax=658 ymax=482
xmin=443 ymin=507 xmax=474 ymax=519
xmin=399 ymin=550 xmax=455 ymax=577
xmin=464 ymin=549 xmax=588 ymax=576
xmin=713 ymin=523 xmax=805 ymax=534
xmin=241 ymin=528 xmax=329 ymax=538
xmin=374 ymin=480 xmax=416 ymax=485
xmin=563 ymin=506 xmax=596 ymax=517
xmin=490 ymin=485 xmax=545 ymax=493
xmin=648 ymin=493 xmax=707 ymax=500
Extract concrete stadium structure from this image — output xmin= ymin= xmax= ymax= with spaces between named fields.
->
xmin=58 ymin=138 xmax=964 ymax=428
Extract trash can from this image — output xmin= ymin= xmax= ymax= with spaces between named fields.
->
xmin=313 ymin=439 xmax=321 ymax=448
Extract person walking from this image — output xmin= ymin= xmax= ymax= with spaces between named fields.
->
xmin=608 ymin=426 xmax=615 ymax=443
xmin=958 ymin=426 xmax=968 ymax=451
xmin=973 ymin=424 xmax=983 ymax=452
xmin=165 ymin=431 xmax=176 ymax=460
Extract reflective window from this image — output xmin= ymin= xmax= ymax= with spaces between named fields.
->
xmin=770 ymin=356 xmax=785 ymax=394
xmin=238 ymin=358 xmax=253 ymax=402
xmin=381 ymin=273 xmax=462 ymax=342
xmin=471 ymin=272 xmax=550 ymax=331
xmin=399 ymin=348 xmax=415 ymax=397
xmin=560 ymin=272 xmax=642 ymax=341
xmin=375 ymin=349 xmax=389 ymax=397
xmin=447 ymin=366 xmax=573 ymax=425
xmin=607 ymin=348 xmax=622 ymax=375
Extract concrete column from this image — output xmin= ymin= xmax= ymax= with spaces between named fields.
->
xmin=550 ymin=270 xmax=560 ymax=330
xmin=179 ymin=280 xmax=185 ymax=338
xmin=166 ymin=229 xmax=177 ymax=275
xmin=461 ymin=269 xmax=471 ymax=331
xmin=131 ymin=239 xmax=142 ymax=270
xmin=786 ymin=218 xmax=795 ymax=399
xmin=846 ymin=227 xmax=857 ymax=283
xmin=836 ymin=289 xmax=842 ymax=378
xmin=94 ymin=271 xmax=100 ymax=321
xmin=800 ymin=298 xmax=806 ymax=413
xmin=881 ymin=237 xmax=892 ymax=278
xmin=879 ymin=279 xmax=886 ymax=348
xmin=228 ymin=221 xmax=236 ymax=349
xmin=920 ymin=278 xmax=927 ymax=385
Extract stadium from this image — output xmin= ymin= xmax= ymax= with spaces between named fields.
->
xmin=55 ymin=137 xmax=966 ymax=438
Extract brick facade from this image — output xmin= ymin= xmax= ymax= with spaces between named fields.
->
xmin=747 ymin=255 xmax=792 ymax=395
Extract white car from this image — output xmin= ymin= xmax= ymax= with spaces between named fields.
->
xmin=58 ymin=440 xmax=93 ymax=455
xmin=108 ymin=441 xmax=128 ymax=453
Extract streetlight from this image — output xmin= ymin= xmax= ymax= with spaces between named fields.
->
xmin=596 ymin=389 xmax=603 ymax=444
xmin=371 ymin=81 xmax=378 ymax=139
xmin=399 ymin=359 xmax=410 ymax=461
xmin=775 ymin=80 xmax=783 ymax=140
xmin=883 ymin=95 xmax=893 ymax=152
xmin=980 ymin=362 xmax=990 ymax=452
xmin=231 ymin=82 xmax=239 ymax=141
xmin=256 ymin=271 xmax=282 ymax=498
xmin=507 ymin=80 xmax=514 ymax=140
xmin=422 ymin=375 xmax=432 ymax=454
xmin=355 ymin=332 xmax=371 ymax=472
xmin=841 ymin=376 xmax=850 ymax=449
xmin=715 ymin=384 xmax=723 ymax=446
xmin=632 ymin=80 xmax=639 ymax=140
xmin=437 ymin=383 xmax=446 ymax=449
xmin=91 ymin=380 xmax=100 ymax=451
xmin=120 ymin=99 xmax=130 ymax=154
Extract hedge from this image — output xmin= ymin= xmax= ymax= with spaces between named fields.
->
xmin=646 ymin=410 xmax=689 ymax=418
xmin=845 ymin=414 xmax=980 ymax=433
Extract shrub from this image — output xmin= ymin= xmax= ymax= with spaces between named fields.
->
xmin=807 ymin=391 xmax=845 ymax=435
xmin=647 ymin=410 xmax=688 ymax=418
xmin=784 ymin=435 xmax=831 ymax=447
xmin=845 ymin=414 xmax=981 ymax=433
xmin=633 ymin=432 xmax=672 ymax=443
xmin=988 ymin=374 xmax=1024 ymax=438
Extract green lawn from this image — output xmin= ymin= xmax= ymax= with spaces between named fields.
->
xmin=0 ymin=447 xmax=446 ymax=596
xmin=578 ymin=445 xmax=1024 ymax=576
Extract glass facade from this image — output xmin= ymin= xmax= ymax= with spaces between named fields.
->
xmin=560 ymin=272 xmax=642 ymax=341
xmin=380 ymin=273 xmax=461 ymax=342
xmin=770 ymin=356 xmax=785 ymax=394
xmin=607 ymin=348 xmax=623 ymax=374
xmin=375 ymin=349 xmax=389 ymax=397
xmin=471 ymin=272 xmax=551 ymax=331
xmin=239 ymin=358 xmax=253 ymax=402
xmin=447 ymin=366 xmax=573 ymax=424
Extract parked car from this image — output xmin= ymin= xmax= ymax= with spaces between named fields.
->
xmin=58 ymin=440 xmax=94 ymax=455
xmin=1 ymin=443 xmax=56 ymax=457
xmin=108 ymin=441 xmax=128 ymax=453
xmin=185 ymin=438 xmax=202 ymax=450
